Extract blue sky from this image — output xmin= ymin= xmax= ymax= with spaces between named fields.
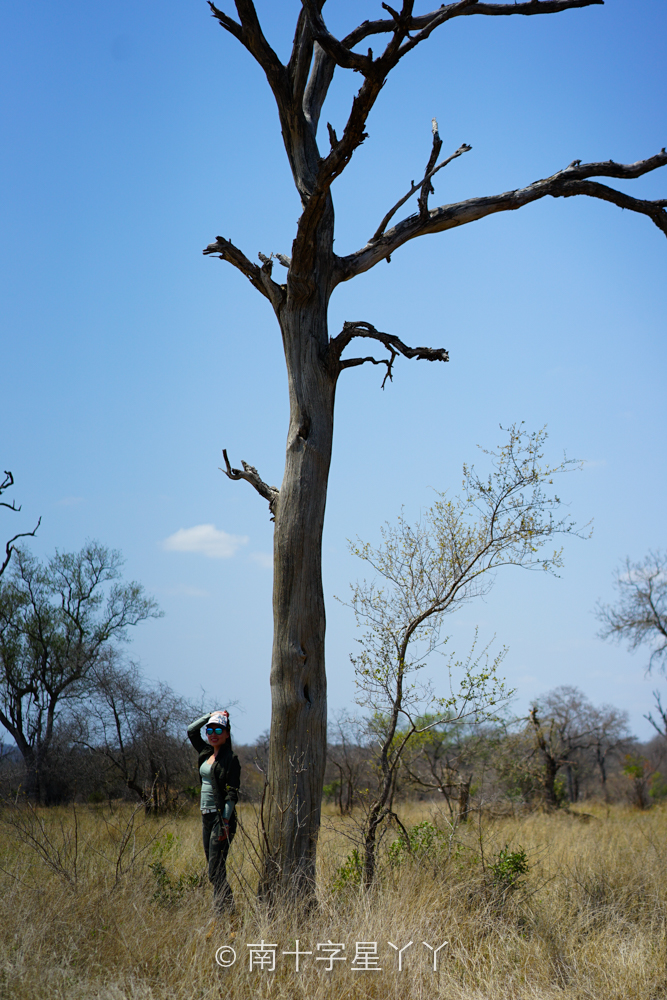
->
xmin=1 ymin=2 xmax=665 ymax=744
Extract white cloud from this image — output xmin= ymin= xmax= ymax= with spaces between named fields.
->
xmin=250 ymin=552 xmax=273 ymax=570
xmin=162 ymin=524 xmax=248 ymax=559
xmin=162 ymin=585 xmax=210 ymax=598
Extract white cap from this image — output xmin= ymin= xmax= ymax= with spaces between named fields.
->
xmin=209 ymin=710 xmax=230 ymax=729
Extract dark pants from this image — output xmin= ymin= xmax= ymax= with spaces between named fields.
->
xmin=202 ymin=812 xmax=236 ymax=913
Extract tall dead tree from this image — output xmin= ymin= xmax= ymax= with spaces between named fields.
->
xmin=203 ymin=0 xmax=666 ymax=903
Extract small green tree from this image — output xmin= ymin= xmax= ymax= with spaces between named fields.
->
xmin=0 ymin=543 xmax=161 ymax=802
xmin=345 ymin=424 xmax=585 ymax=886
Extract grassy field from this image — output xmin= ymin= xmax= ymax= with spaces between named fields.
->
xmin=0 ymin=799 xmax=665 ymax=999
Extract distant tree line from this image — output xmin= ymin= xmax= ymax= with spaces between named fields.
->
xmin=2 ymin=676 xmax=665 ymax=817
xmin=321 ymin=685 xmax=666 ymax=822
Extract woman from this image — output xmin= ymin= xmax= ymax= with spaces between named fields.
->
xmin=187 ymin=709 xmax=241 ymax=913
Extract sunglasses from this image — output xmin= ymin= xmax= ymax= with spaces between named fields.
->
xmin=206 ymin=726 xmax=227 ymax=735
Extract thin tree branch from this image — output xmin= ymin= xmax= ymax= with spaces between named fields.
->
xmin=452 ymin=0 xmax=604 ymax=17
xmin=341 ymin=0 xmax=604 ymax=49
xmin=371 ymin=139 xmax=472 ymax=243
xmin=1 ymin=471 xmax=40 ymax=578
xmin=203 ymin=236 xmax=285 ymax=309
xmin=0 ymin=471 xmax=19 ymax=511
xmin=220 ymin=450 xmax=280 ymax=520
xmin=339 ymin=151 xmax=667 ymax=282
xmin=554 ymin=178 xmax=667 ymax=234
xmin=328 ymin=321 xmax=449 ymax=386
xmin=340 ymin=352 xmax=400 ymax=389
xmin=418 ymin=119 xmax=444 ymax=217
xmin=207 ymin=2 xmax=243 ymax=41
xmin=209 ymin=2 xmax=286 ymax=92
xmin=1 ymin=520 xmax=41 ymax=580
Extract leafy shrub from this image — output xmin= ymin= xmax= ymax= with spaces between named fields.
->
xmin=553 ymin=776 xmax=568 ymax=807
xmin=489 ymin=844 xmax=529 ymax=893
xmin=388 ymin=821 xmax=446 ymax=867
xmin=148 ymin=833 xmax=202 ymax=905
xmin=322 ymin=780 xmax=340 ymax=802
xmin=331 ymin=848 xmax=363 ymax=892
xmin=650 ymin=771 xmax=667 ymax=800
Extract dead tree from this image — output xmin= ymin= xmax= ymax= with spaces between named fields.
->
xmin=203 ymin=1 xmax=666 ymax=904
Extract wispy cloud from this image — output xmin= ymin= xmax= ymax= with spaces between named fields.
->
xmin=162 ymin=585 xmax=210 ymax=598
xmin=250 ymin=552 xmax=273 ymax=570
xmin=58 ymin=496 xmax=85 ymax=507
xmin=162 ymin=524 xmax=248 ymax=559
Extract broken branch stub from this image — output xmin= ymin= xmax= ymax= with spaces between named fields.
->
xmin=220 ymin=450 xmax=280 ymax=521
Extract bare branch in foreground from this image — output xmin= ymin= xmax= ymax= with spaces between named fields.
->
xmin=328 ymin=321 xmax=449 ymax=387
xmin=339 ymin=151 xmax=667 ymax=282
xmin=220 ymin=450 xmax=280 ymax=521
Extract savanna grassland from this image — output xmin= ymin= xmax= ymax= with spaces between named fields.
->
xmin=1 ymin=800 xmax=665 ymax=1000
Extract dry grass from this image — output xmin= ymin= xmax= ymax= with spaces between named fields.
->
xmin=1 ymin=799 xmax=666 ymax=999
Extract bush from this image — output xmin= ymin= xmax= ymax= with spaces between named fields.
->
xmin=388 ymin=820 xmax=446 ymax=868
xmin=331 ymin=848 xmax=363 ymax=892
xmin=148 ymin=833 xmax=202 ymax=906
xmin=489 ymin=844 xmax=529 ymax=893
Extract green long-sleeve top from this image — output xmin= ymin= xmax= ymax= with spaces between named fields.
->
xmin=187 ymin=714 xmax=241 ymax=820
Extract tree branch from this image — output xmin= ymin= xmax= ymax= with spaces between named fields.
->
xmin=220 ymin=450 xmax=280 ymax=520
xmin=287 ymin=7 xmax=314 ymax=103
xmin=207 ymin=2 xmax=243 ymax=41
xmin=371 ymin=137 xmax=472 ymax=243
xmin=209 ymin=2 xmax=327 ymax=206
xmin=293 ymin=0 xmax=478 ymax=269
xmin=339 ymin=151 xmax=667 ymax=282
xmin=301 ymin=0 xmax=374 ymax=74
xmin=1 ymin=519 xmax=41 ymax=580
xmin=341 ymin=0 xmax=604 ymax=49
xmin=1 ymin=471 xmax=40 ymax=579
xmin=0 ymin=471 xmax=19 ymax=511
xmin=303 ymin=43 xmax=335 ymax=134
xmin=417 ymin=119 xmax=444 ymax=217
xmin=328 ymin=321 xmax=449 ymax=387
xmin=203 ymin=236 xmax=285 ymax=310
xmin=209 ymin=2 xmax=286 ymax=94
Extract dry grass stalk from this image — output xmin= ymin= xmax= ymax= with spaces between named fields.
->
xmin=1 ymin=799 xmax=666 ymax=999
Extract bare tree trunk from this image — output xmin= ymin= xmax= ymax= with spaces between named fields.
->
xmin=259 ymin=298 xmax=335 ymax=903
xmin=205 ymin=0 xmax=667 ymax=906
xmin=458 ymin=775 xmax=472 ymax=823
xmin=542 ymin=757 xmax=560 ymax=810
